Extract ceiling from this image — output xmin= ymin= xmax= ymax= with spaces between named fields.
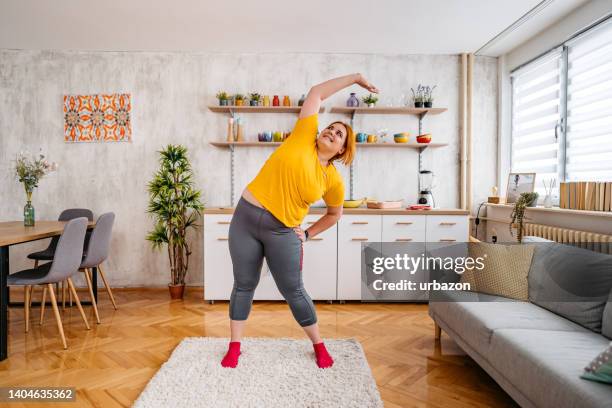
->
xmin=0 ymin=0 xmax=589 ymax=55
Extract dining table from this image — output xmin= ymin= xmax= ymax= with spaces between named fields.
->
xmin=0 ymin=221 xmax=97 ymax=361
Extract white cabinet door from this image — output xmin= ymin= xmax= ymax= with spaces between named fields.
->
xmin=300 ymin=215 xmax=337 ymax=300
xmin=426 ymin=215 xmax=469 ymax=243
xmin=203 ymin=215 xmax=233 ymax=300
xmin=337 ymin=214 xmax=382 ymax=300
xmin=381 ymin=215 xmax=428 ymax=301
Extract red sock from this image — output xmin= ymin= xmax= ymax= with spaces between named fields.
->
xmin=221 ymin=341 xmax=241 ymax=368
xmin=313 ymin=342 xmax=334 ymax=369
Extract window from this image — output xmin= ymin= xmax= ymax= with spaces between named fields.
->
xmin=566 ymin=21 xmax=612 ymax=181
xmin=510 ymin=18 xmax=612 ymax=199
xmin=511 ymin=49 xmax=563 ymax=199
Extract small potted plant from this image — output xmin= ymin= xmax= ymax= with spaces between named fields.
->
xmin=147 ymin=145 xmax=204 ymax=300
xmin=249 ymin=93 xmax=261 ymax=106
xmin=411 ymin=85 xmax=424 ymax=108
xmin=216 ymin=91 xmax=230 ymax=106
xmin=423 ymin=85 xmax=436 ymax=108
xmin=362 ymin=93 xmax=378 ymax=108
xmin=509 ymin=192 xmax=538 ymax=243
xmin=234 ymin=94 xmax=245 ymax=106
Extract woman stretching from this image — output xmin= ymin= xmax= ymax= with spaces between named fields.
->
xmin=221 ymin=73 xmax=379 ymax=369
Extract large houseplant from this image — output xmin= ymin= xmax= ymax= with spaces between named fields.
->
xmin=146 ymin=145 xmax=204 ymax=299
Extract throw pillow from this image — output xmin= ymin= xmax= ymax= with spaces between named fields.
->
xmin=582 ymin=343 xmax=612 ymax=384
xmin=461 ymin=242 xmax=534 ymax=301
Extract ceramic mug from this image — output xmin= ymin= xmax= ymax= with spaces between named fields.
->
xmin=356 ymin=132 xmax=367 ymax=143
xmin=263 ymin=131 xmax=272 ymax=142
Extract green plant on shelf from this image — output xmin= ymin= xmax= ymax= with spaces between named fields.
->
xmin=362 ymin=93 xmax=378 ymax=106
xmin=249 ymin=93 xmax=261 ymax=102
xmin=215 ymin=91 xmax=230 ymax=101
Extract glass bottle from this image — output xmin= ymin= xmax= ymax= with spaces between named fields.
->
xmin=272 ymin=95 xmax=280 ymax=106
xmin=282 ymin=96 xmax=291 ymax=106
xmin=24 ymin=190 xmax=35 ymax=226
xmin=226 ymin=117 xmax=234 ymax=142
xmin=263 ymin=95 xmax=270 ymax=107
xmin=298 ymin=94 xmax=306 ymax=106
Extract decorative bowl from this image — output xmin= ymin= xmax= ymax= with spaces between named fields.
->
xmin=416 ymin=134 xmax=432 ymax=144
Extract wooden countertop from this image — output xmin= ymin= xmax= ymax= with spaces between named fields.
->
xmin=203 ymin=207 xmax=469 ymax=215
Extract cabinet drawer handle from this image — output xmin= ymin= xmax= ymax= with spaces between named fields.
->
xmin=351 ymin=237 xmax=369 ymax=241
xmin=439 ymin=222 xmax=457 ymax=226
xmin=439 ymin=238 xmax=456 ymax=242
xmin=217 ymin=237 xmax=229 ymax=241
xmin=395 ymin=238 xmax=413 ymax=242
xmin=217 ymin=221 xmax=231 ymax=225
xmin=310 ymin=237 xmax=323 ymax=241
xmin=396 ymin=222 xmax=413 ymax=225
xmin=352 ymin=221 xmax=369 ymax=225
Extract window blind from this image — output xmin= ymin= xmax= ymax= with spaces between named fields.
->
xmin=566 ymin=20 xmax=612 ymax=181
xmin=511 ymin=50 xmax=563 ymax=198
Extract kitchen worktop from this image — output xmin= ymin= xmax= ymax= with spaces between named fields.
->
xmin=203 ymin=207 xmax=469 ymax=215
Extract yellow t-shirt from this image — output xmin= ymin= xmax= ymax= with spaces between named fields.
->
xmin=247 ymin=113 xmax=345 ymax=227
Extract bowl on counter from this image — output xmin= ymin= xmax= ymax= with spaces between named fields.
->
xmin=343 ymin=197 xmax=371 ymax=208
xmin=393 ymin=132 xmax=409 ymax=143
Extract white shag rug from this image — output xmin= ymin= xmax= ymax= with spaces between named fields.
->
xmin=133 ymin=337 xmax=383 ymax=408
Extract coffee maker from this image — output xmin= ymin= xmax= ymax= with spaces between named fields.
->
xmin=418 ymin=170 xmax=436 ymax=207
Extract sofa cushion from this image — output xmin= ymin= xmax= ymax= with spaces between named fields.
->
xmin=429 ymin=291 xmax=585 ymax=353
xmin=489 ymin=329 xmax=612 ymax=408
xmin=529 ymin=243 xmax=612 ymax=333
xmin=461 ymin=242 xmax=534 ymax=301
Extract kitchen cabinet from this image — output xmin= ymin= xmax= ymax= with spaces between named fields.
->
xmin=203 ymin=210 xmax=469 ymax=302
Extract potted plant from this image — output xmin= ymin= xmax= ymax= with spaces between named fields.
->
xmin=509 ymin=192 xmax=538 ymax=243
xmin=14 ymin=151 xmax=58 ymax=226
xmin=249 ymin=93 xmax=261 ymax=106
xmin=146 ymin=145 xmax=204 ymax=299
xmin=423 ymin=85 xmax=436 ymax=108
xmin=216 ymin=91 xmax=230 ymax=106
xmin=411 ymin=85 xmax=424 ymax=108
xmin=362 ymin=93 xmax=378 ymax=108
xmin=234 ymin=93 xmax=245 ymax=106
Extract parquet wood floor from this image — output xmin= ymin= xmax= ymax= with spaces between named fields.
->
xmin=0 ymin=288 xmax=515 ymax=407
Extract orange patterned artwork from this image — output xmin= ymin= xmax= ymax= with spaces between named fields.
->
xmin=64 ymin=93 xmax=132 ymax=142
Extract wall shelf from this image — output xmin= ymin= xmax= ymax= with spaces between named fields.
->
xmin=210 ymin=141 xmax=448 ymax=149
xmin=208 ymin=102 xmax=448 ymax=205
xmin=330 ymin=106 xmax=447 ymax=116
xmin=208 ymin=105 xmax=324 ymax=114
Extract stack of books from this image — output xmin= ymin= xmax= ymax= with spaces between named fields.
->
xmin=559 ymin=182 xmax=612 ymax=211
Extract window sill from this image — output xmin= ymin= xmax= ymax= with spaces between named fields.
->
xmin=485 ymin=203 xmax=612 ymax=218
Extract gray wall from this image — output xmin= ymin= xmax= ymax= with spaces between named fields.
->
xmin=0 ymin=50 xmax=497 ymax=286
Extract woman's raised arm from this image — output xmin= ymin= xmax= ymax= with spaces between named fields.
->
xmin=299 ymin=73 xmax=379 ymax=118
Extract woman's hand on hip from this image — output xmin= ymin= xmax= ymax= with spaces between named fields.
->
xmin=292 ymin=227 xmax=306 ymax=242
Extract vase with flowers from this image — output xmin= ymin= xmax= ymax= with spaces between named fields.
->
xmin=15 ymin=151 xmax=58 ymax=226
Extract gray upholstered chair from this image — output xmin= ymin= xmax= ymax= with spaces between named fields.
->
xmin=27 ymin=208 xmax=93 ymax=308
xmin=78 ymin=212 xmax=117 ymax=323
xmin=8 ymin=218 xmax=91 ymax=349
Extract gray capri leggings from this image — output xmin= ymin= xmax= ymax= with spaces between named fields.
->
xmin=228 ymin=196 xmax=317 ymax=327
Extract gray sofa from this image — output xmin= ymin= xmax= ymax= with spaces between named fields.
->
xmin=429 ymin=241 xmax=612 ymax=408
